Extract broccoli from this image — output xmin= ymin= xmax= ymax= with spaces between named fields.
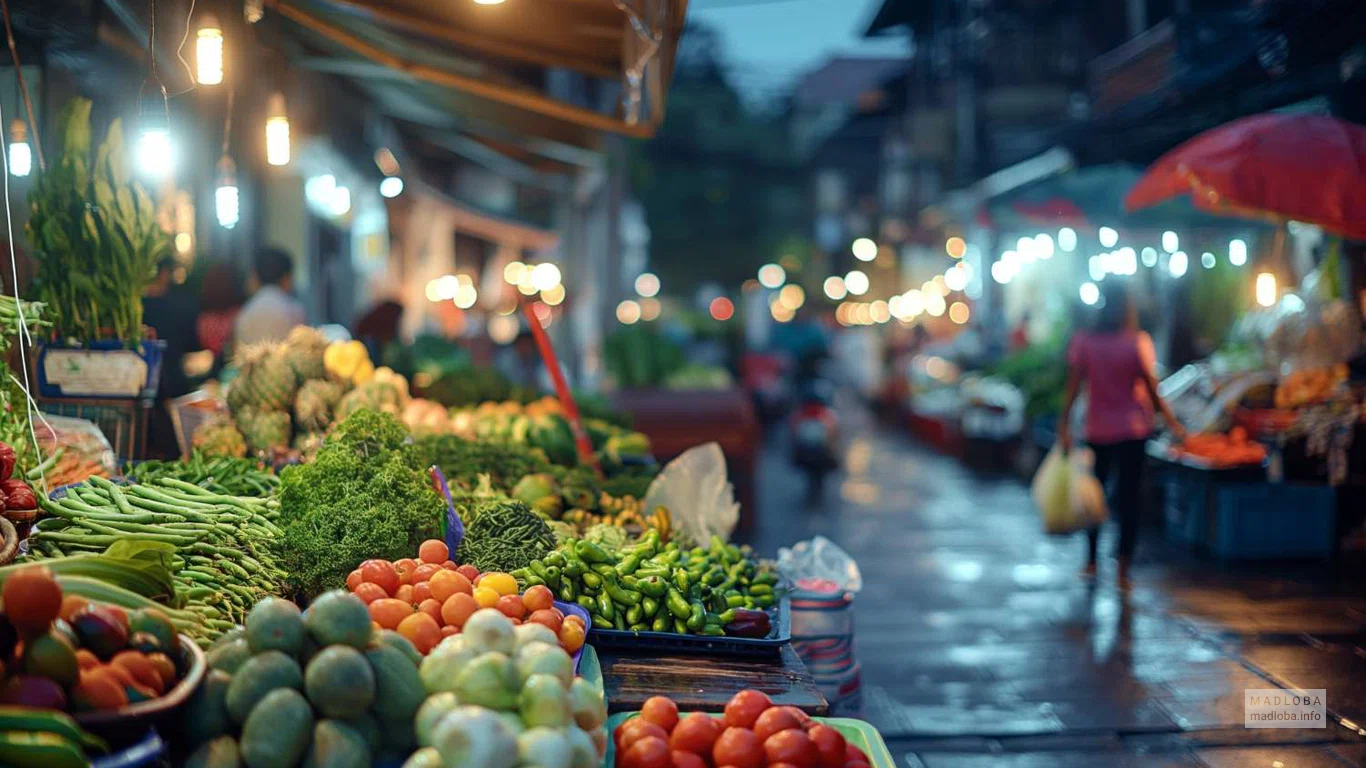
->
xmin=278 ymin=427 xmax=443 ymax=597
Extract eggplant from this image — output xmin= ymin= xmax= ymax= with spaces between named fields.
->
xmin=723 ymin=609 xmax=771 ymax=638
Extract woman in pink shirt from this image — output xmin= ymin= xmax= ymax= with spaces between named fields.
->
xmin=1058 ymin=283 xmax=1183 ymax=587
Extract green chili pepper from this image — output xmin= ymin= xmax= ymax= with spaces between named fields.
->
xmin=597 ymin=591 xmax=615 ymax=620
xmin=626 ymin=604 xmax=643 ymax=625
xmin=673 ymin=569 xmax=690 ymax=591
xmin=749 ymin=584 xmax=774 ymax=596
xmin=577 ymin=541 xmax=612 ymax=564
xmin=605 ymin=581 xmax=641 ymax=607
xmin=665 ymin=588 xmax=691 ymax=620
xmin=591 ymin=614 xmax=614 ymax=630
xmin=642 ymin=596 xmax=660 ymax=618
xmin=687 ymin=601 xmax=706 ymax=631
xmin=652 ymin=615 xmax=670 ymax=632
xmin=576 ymin=596 xmax=597 ymax=612
xmin=542 ymin=565 xmax=562 ymax=589
xmin=558 ymin=580 xmax=577 ymax=602
xmin=582 ymin=571 xmax=603 ymax=590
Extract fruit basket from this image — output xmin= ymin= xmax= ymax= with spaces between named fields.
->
xmin=604 ymin=710 xmax=895 ymax=768
xmin=73 ymin=635 xmax=206 ymax=738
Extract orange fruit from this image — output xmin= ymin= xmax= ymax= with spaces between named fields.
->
xmin=396 ymin=612 xmax=441 ymax=655
xmin=412 ymin=564 xmax=442 ymax=584
xmin=418 ymin=599 xmax=443 ymax=625
xmin=368 ymin=598 xmax=415 ymax=630
xmin=472 ymin=587 xmax=500 ymax=609
xmin=440 ymin=593 xmax=479 ymax=628
xmin=111 ymin=650 xmax=163 ymax=694
xmin=495 ymin=595 xmax=525 ymax=620
xmin=72 ymin=668 xmax=128 ymax=710
xmin=411 ymin=582 xmax=434 ymax=604
xmin=2 ymin=565 xmax=61 ymax=634
xmin=346 ymin=569 xmax=364 ymax=591
xmin=354 ymin=583 xmax=388 ymax=605
xmin=418 ymin=540 xmax=449 ymax=565
xmin=395 ymin=585 xmax=414 ymax=604
xmin=428 ymin=570 xmax=472 ymax=603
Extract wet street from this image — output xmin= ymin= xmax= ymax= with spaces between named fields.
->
xmin=753 ymin=408 xmax=1366 ymax=766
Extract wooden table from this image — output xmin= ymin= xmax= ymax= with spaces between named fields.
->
xmin=597 ymin=645 xmax=828 ymax=715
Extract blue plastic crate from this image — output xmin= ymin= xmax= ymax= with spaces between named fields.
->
xmin=36 ymin=340 xmax=167 ymax=399
xmin=1211 ymin=483 xmax=1336 ymax=560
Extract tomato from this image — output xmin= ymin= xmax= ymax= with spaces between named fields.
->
xmin=440 ymin=624 xmax=459 ymax=637
xmin=781 ymin=706 xmax=814 ymax=730
xmin=418 ymin=598 xmax=443 ymax=625
xmin=429 ymin=571 xmax=473 ymax=602
xmin=763 ymin=729 xmax=816 ymax=768
xmin=418 ymin=539 xmax=449 ymax=564
xmin=440 ymin=593 xmax=479 ymax=628
xmin=770 ymin=764 xmax=800 ymax=768
xmin=806 ymin=725 xmax=846 ymax=768
xmin=621 ymin=736 xmax=672 ymax=768
xmin=359 ymin=560 xmax=399 ymax=596
xmin=671 ymin=750 xmax=707 ymax=768
xmin=412 ymin=563 xmax=443 ymax=584
xmin=395 ymin=584 xmax=414 ymax=604
xmin=723 ymin=690 xmax=772 ymax=730
xmin=456 ymin=564 xmax=480 ymax=583
xmin=617 ymin=719 xmax=670 ymax=752
xmin=368 ymin=598 xmax=414 ymax=630
xmin=396 ymin=612 xmax=441 ymax=654
xmin=522 ymin=584 xmax=555 ymax=613
xmin=441 ymin=560 xmax=459 ymax=571
xmin=752 ymin=707 xmax=801 ymax=743
xmin=495 ymin=594 xmax=526 ymax=620
xmin=528 ymin=609 xmax=563 ymax=636
xmin=558 ymin=620 xmax=586 ymax=654
xmin=669 ymin=713 xmax=722 ymax=755
xmin=844 ymin=744 xmax=867 ymax=764
xmin=712 ymin=727 xmax=764 ymax=768
xmin=345 ymin=569 xmax=363 ymax=590
xmin=640 ymin=696 xmax=680 ymax=732
xmin=395 ymin=558 xmax=419 ymax=585
xmin=845 ymin=761 xmax=870 ymax=768
xmin=353 ymin=582 xmax=388 ymax=605
xmin=411 ymin=582 xmax=434 ymax=604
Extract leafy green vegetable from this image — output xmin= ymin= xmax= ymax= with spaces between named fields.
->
xmin=454 ymin=499 xmax=556 ymax=574
xmin=412 ymin=435 xmax=552 ymax=491
xmin=278 ymin=411 xmax=442 ymax=597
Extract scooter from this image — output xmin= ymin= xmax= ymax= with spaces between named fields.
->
xmin=790 ymin=375 xmax=839 ymax=500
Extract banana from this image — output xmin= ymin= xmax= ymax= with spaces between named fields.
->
xmin=0 ymin=708 xmax=106 ymax=753
xmin=0 ymin=730 xmax=90 ymax=768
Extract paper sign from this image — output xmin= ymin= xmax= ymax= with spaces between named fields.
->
xmin=43 ymin=349 xmax=148 ymax=397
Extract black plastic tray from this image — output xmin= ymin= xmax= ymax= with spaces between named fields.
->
xmin=587 ymin=595 xmax=790 ymax=656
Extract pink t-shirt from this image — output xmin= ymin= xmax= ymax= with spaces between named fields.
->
xmin=1067 ymin=330 xmax=1157 ymax=444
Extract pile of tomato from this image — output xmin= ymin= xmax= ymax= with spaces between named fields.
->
xmin=614 ymin=690 xmax=871 ymax=768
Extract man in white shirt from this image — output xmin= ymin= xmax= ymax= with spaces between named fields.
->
xmin=235 ymin=247 xmax=307 ymax=346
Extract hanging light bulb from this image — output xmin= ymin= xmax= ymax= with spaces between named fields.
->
xmin=7 ymin=120 xmax=30 ymax=178
xmin=244 ymin=0 xmax=264 ymax=24
xmin=135 ymin=88 xmax=175 ymax=179
xmin=214 ymin=155 xmax=239 ymax=229
xmin=265 ymin=92 xmax=290 ymax=166
xmin=196 ymin=15 xmax=224 ymax=85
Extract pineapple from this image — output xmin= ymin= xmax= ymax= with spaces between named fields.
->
xmin=292 ymin=431 xmax=326 ymax=460
xmin=236 ymin=407 xmax=292 ymax=454
xmin=294 ymin=379 xmax=344 ymax=432
xmin=246 ymin=348 xmax=298 ymax=411
xmin=283 ymin=326 xmax=328 ymax=382
xmin=192 ymin=417 xmax=247 ymax=458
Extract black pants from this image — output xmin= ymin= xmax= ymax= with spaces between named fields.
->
xmin=1086 ymin=438 xmax=1148 ymax=564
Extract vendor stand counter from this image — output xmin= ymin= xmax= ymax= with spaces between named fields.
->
xmin=1147 ymin=440 xmax=1336 ymax=560
xmin=597 ymin=645 xmax=828 ymax=715
xmin=610 ymin=388 xmax=760 ymax=529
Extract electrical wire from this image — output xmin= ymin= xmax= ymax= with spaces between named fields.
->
xmin=172 ymin=0 xmax=198 ymax=96
xmin=0 ymin=0 xmax=43 ymax=170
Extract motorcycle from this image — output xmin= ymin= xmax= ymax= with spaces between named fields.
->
xmin=790 ymin=375 xmax=839 ymax=499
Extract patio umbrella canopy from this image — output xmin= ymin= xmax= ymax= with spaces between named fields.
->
xmin=1124 ymin=113 xmax=1366 ymax=239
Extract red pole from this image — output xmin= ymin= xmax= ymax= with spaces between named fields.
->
xmin=521 ymin=299 xmax=602 ymax=476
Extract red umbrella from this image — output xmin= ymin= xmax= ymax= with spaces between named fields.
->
xmin=1124 ymin=113 xmax=1366 ymax=239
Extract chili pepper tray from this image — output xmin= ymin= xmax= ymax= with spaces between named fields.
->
xmin=586 ymin=595 xmax=789 ymax=656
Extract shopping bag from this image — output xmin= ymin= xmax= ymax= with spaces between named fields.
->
xmin=1032 ymin=445 xmax=1084 ymax=534
xmin=1067 ymin=448 xmax=1109 ymax=526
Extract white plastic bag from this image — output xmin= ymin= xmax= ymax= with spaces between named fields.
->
xmin=1032 ymin=445 xmax=1083 ymax=534
xmin=777 ymin=535 xmax=862 ymax=594
xmin=1067 ymin=447 xmax=1109 ymax=527
xmin=643 ymin=442 xmax=740 ymax=544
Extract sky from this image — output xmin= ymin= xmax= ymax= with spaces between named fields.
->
xmin=690 ymin=0 xmax=910 ymax=102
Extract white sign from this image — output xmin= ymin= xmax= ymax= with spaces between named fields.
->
xmin=43 ymin=349 xmax=149 ymax=397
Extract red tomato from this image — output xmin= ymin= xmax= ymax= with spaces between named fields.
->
xmin=723 ymin=690 xmax=772 ymax=730
xmin=418 ymin=539 xmax=449 ymax=565
xmin=527 ymin=609 xmax=563 ymax=636
xmin=412 ymin=563 xmax=442 ymax=584
xmin=640 ymin=696 xmax=680 ymax=732
xmin=496 ymin=594 xmax=526 ymax=620
xmin=558 ymin=620 xmax=586 ymax=654
xmin=844 ymin=744 xmax=867 ymax=764
xmin=669 ymin=713 xmax=722 ymax=755
xmin=763 ymin=729 xmax=816 ymax=768
xmin=671 ymin=750 xmax=707 ymax=768
xmin=617 ymin=719 xmax=670 ymax=752
xmin=806 ymin=725 xmax=846 ymax=768
xmin=456 ymin=564 xmax=480 ymax=583
xmin=712 ymin=727 xmax=764 ymax=768
xmin=752 ymin=707 xmax=801 ymax=743
xmin=781 ymin=706 xmax=814 ymax=730
xmin=360 ymin=560 xmax=399 ymax=595
xmin=441 ymin=560 xmax=459 ymax=571
xmin=345 ymin=569 xmax=363 ymax=590
xmin=522 ymin=585 xmax=555 ymax=613
xmin=621 ymin=736 xmax=671 ymax=768
xmin=845 ymin=761 xmax=871 ymax=768
xmin=353 ymin=582 xmax=388 ymax=605
xmin=395 ymin=559 xmax=419 ymax=586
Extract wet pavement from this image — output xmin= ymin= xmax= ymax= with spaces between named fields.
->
xmin=751 ymin=407 xmax=1366 ymax=766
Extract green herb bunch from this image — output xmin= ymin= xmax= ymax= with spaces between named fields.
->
xmin=27 ymin=98 xmax=172 ymax=344
xmin=453 ymin=498 xmax=556 ymax=574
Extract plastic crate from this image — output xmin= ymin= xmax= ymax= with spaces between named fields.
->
xmin=588 ymin=597 xmax=790 ymax=657
xmin=605 ymin=712 xmax=894 ymax=768
xmin=1212 ymin=483 xmax=1337 ymax=560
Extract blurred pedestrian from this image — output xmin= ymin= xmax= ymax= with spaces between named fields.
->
xmin=1058 ymin=282 xmax=1184 ymax=588
xmin=196 ymin=262 xmax=245 ymax=370
xmin=235 ymin=247 xmax=306 ymax=346
xmin=142 ymin=258 xmax=198 ymax=457
xmin=353 ymin=299 xmax=404 ymax=365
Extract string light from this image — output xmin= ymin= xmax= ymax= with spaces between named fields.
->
xmin=1256 ymin=273 xmax=1277 ymax=307
xmin=852 ymin=238 xmax=878 ymax=262
xmin=379 ymin=177 xmax=404 ymax=198
xmin=1229 ymin=239 xmax=1248 ymax=266
xmin=1099 ymin=227 xmax=1119 ymax=248
xmin=1058 ymin=227 xmax=1077 ymax=252
xmin=844 ymin=270 xmax=869 ymax=296
xmin=635 ymin=272 xmax=660 ymax=298
xmin=265 ymin=92 xmax=290 ymax=166
xmin=214 ymin=155 xmax=239 ymax=229
xmin=616 ymin=300 xmax=642 ymax=325
xmin=757 ymin=263 xmax=785 ymax=289
xmin=7 ymin=121 xmax=30 ymax=178
xmin=709 ymin=297 xmax=735 ymax=321
xmin=823 ymin=276 xmax=847 ymax=300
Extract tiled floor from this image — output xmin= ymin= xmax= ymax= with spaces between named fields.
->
xmin=750 ymin=408 xmax=1366 ymax=766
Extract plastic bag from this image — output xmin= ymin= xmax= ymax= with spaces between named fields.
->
xmin=777 ymin=535 xmax=862 ymax=594
xmin=643 ymin=442 xmax=740 ymax=544
xmin=1032 ymin=445 xmax=1083 ymax=534
xmin=1067 ymin=448 xmax=1108 ymax=526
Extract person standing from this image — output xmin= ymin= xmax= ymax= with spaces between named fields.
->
xmin=235 ymin=247 xmax=306 ymax=346
xmin=196 ymin=262 xmax=245 ymax=372
xmin=142 ymin=258 xmax=199 ymax=457
xmin=1058 ymin=283 xmax=1184 ymax=588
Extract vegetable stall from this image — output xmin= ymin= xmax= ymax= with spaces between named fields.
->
xmin=0 ymin=381 xmax=876 ymax=767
